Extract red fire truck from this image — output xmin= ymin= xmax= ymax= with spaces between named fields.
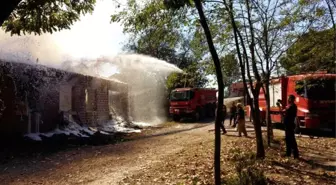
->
xmin=245 ymin=72 xmax=336 ymax=132
xmin=169 ymin=88 xmax=217 ymax=122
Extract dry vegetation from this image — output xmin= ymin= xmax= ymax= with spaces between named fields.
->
xmin=121 ymin=129 xmax=336 ymax=185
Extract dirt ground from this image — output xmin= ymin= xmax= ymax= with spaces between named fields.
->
xmin=0 ymin=120 xmax=335 ymax=185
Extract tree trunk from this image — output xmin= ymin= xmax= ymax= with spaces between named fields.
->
xmin=325 ymin=0 xmax=336 ymax=61
xmin=224 ymin=0 xmax=265 ymax=159
xmin=264 ymin=81 xmax=273 ymax=146
xmin=0 ymin=0 xmax=22 ymax=26
xmin=251 ymin=93 xmax=265 ymax=158
xmin=244 ymin=0 xmax=265 ymax=158
xmin=194 ymin=0 xmax=224 ymax=184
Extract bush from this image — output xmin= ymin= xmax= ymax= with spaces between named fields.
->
xmin=224 ymin=149 xmax=267 ymax=185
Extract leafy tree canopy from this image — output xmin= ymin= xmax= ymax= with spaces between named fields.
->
xmin=280 ymin=29 xmax=336 ymax=75
xmin=111 ymin=0 xmax=232 ymax=60
xmin=113 ymin=0 xmax=213 ymax=90
xmin=111 ymin=0 xmax=237 ymax=91
xmin=166 ymin=62 xmax=208 ymax=91
xmin=2 ymin=0 xmax=96 ymax=35
xmin=205 ymin=53 xmax=240 ymax=87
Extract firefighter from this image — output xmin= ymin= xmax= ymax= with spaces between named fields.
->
xmin=283 ymin=95 xmax=299 ymax=159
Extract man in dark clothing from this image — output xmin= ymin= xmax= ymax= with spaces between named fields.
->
xmin=236 ymin=103 xmax=247 ymax=137
xmin=283 ymin=95 xmax=299 ymax=158
xmin=216 ymin=103 xmax=227 ymax=134
xmin=229 ymin=102 xmax=237 ymax=126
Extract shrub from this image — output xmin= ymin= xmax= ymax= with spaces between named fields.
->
xmin=224 ymin=149 xmax=267 ymax=185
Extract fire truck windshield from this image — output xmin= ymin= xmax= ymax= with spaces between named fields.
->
xmin=170 ymin=90 xmax=194 ymax=101
xmin=295 ymin=78 xmax=336 ymax=100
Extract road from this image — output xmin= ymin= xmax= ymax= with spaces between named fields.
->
xmin=0 ymin=121 xmax=216 ymax=185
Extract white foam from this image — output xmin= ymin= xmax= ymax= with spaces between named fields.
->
xmin=24 ymin=133 xmax=42 ymax=141
xmin=132 ymin=121 xmax=152 ymax=127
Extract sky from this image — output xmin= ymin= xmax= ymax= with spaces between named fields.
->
xmin=0 ymin=0 xmax=127 ymax=65
xmin=51 ymin=0 xmax=127 ymax=58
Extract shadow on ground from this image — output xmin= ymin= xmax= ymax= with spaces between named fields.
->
xmin=177 ymin=117 xmax=215 ymax=124
xmin=271 ymin=160 xmax=335 ymax=181
xmin=273 ymin=123 xmax=336 ymax=138
xmin=299 ymin=146 xmax=336 ymax=171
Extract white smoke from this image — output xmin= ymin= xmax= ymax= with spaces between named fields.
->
xmin=0 ymin=31 xmax=64 ymax=67
xmin=62 ymin=54 xmax=182 ymax=124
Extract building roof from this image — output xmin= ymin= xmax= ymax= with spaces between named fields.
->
xmin=0 ymin=61 xmax=127 ymax=85
xmin=173 ymin=87 xmax=217 ymax=91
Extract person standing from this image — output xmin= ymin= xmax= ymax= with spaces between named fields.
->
xmin=283 ymin=95 xmax=299 ymax=158
xmin=230 ymin=102 xmax=237 ymax=127
xmin=221 ymin=104 xmax=227 ymax=134
xmin=215 ymin=103 xmax=227 ymax=134
xmin=236 ymin=103 xmax=248 ymax=137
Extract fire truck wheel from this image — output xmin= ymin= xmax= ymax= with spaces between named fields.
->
xmin=200 ymin=108 xmax=206 ymax=119
xmin=173 ymin=116 xmax=180 ymax=122
xmin=193 ymin=111 xmax=200 ymax=122
xmin=210 ymin=104 xmax=216 ymax=117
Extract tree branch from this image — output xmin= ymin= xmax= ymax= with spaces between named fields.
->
xmin=0 ymin=0 xmax=22 ymax=26
xmin=244 ymin=0 xmax=261 ymax=82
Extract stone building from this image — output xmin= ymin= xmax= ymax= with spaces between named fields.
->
xmin=0 ymin=61 xmax=128 ymax=139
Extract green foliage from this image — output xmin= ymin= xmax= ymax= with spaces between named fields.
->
xmin=111 ymin=0 xmax=189 ymax=44
xmin=112 ymin=0 xmax=210 ymax=92
xmin=206 ymin=53 xmax=240 ymax=86
xmin=119 ymin=8 xmax=208 ymax=91
xmin=225 ymin=149 xmax=267 ymax=185
xmin=111 ymin=0 xmax=233 ymax=60
xmin=295 ymin=80 xmax=305 ymax=96
xmin=112 ymin=0 xmax=190 ymax=60
xmin=163 ymin=0 xmax=193 ymax=10
xmin=2 ymin=0 xmax=96 ymax=35
xmin=295 ymin=78 xmax=329 ymax=96
xmin=280 ymin=29 xmax=335 ymax=75
xmin=166 ymin=62 xmax=208 ymax=91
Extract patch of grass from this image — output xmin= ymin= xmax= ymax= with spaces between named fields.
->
xmin=271 ymin=137 xmax=282 ymax=145
xmin=224 ymin=149 xmax=268 ymax=185
xmin=160 ymin=121 xmax=178 ymax=127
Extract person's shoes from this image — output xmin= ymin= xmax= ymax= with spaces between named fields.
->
xmin=293 ymin=153 xmax=299 ymax=159
xmin=222 ymin=130 xmax=227 ymax=135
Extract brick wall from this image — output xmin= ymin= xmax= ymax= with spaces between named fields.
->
xmin=71 ymin=77 xmax=121 ymax=126
xmin=72 ymin=81 xmax=87 ymax=124
xmin=96 ymin=83 xmax=109 ymax=124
